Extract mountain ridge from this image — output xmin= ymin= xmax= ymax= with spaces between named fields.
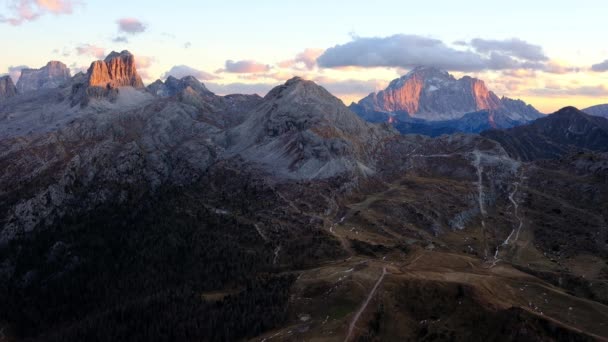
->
xmin=482 ymin=106 xmax=608 ymax=160
xmin=350 ymin=66 xmax=542 ymax=134
xmin=15 ymin=61 xmax=71 ymax=93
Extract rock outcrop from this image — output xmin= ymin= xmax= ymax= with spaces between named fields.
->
xmin=147 ymin=75 xmax=213 ymax=98
xmin=227 ymin=77 xmax=395 ymax=179
xmin=72 ymin=50 xmax=144 ymax=105
xmin=0 ymin=75 xmax=17 ymax=100
xmin=351 ymin=66 xmax=541 ymax=122
xmin=89 ymin=51 xmax=144 ymax=89
xmin=15 ymin=61 xmax=71 ymax=93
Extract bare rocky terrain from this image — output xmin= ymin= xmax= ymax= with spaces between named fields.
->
xmin=0 ymin=52 xmax=607 ymax=341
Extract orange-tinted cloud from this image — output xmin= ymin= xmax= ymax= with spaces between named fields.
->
xmin=543 ymin=61 xmax=580 ymax=74
xmin=161 ymin=65 xmax=218 ymax=81
xmin=218 ymin=60 xmax=271 ymax=74
xmin=278 ymin=48 xmax=324 ymax=70
xmin=75 ymin=44 xmax=105 ymax=59
xmin=0 ymin=0 xmax=76 ymax=25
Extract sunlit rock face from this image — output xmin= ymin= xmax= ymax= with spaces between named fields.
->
xmin=15 ymin=61 xmax=71 ymax=93
xmin=71 ymin=50 xmax=145 ymax=105
xmin=354 ymin=66 xmax=540 ymax=122
xmin=0 ymin=75 xmax=17 ymax=100
xmin=88 ymin=51 xmax=144 ymax=89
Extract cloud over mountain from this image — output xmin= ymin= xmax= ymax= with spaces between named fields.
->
xmin=0 ymin=65 xmax=29 ymax=83
xmin=279 ymin=48 xmax=324 ymax=70
xmin=469 ymin=38 xmax=548 ymax=62
xmin=161 ymin=65 xmax=217 ymax=81
xmin=218 ymin=60 xmax=271 ymax=73
xmin=206 ymin=82 xmax=274 ymax=95
xmin=317 ymin=34 xmax=551 ymax=72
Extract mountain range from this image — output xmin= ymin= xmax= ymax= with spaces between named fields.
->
xmin=1 ymin=51 xmax=608 ymax=341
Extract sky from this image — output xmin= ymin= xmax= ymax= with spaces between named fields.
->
xmin=1 ymin=0 xmax=608 ymax=113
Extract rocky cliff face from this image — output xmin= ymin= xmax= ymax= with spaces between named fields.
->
xmin=72 ymin=50 xmax=144 ymax=105
xmin=0 ymin=75 xmax=17 ymax=100
xmin=353 ymin=66 xmax=541 ymax=122
xmin=15 ymin=61 xmax=71 ymax=93
xmin=226 ymin=77 xmax=395 ymax=179
xmin=88 ymin=51 xmax=144 ymax=89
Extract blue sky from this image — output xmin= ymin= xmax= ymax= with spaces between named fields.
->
xmin=2 ymin=0 xmax=608 ymax=111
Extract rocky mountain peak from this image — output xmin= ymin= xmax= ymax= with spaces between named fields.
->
xmin=71 ymin=50 xmax=145 ymax=105
xmin=0 ymin=75 xmax=18 ymax=100
xmin=15 ymin=60 xmax=71 ymax=93
xmin=89 ymin=50 xmax=144 ymax=89
xmin=352 ymin=66 xmax=541 ymax=123
xmin=146 ymin=75 xmax=212 ymax=98
xmin=227 ymin=78 xmax=395 ymax=179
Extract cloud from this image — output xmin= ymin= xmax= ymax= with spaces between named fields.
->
xmin=112 ymin=36 xmax=129 ymax=43
xmin=278 ymin=48 xmax=325 ymax=70
xmin=132 ymin=56 xmax=155 ymax=81
xmin=591 ymin=60 xmax=608 ymax=72
xmin=76 ymin=44 xmax=105 ymax=59
xmin=205 ymin=82 xmax=274 ymax=96
xmin=1 ymin=0 xmax=77 ymax=25
xmin=135 ymin=56 xmax=154 ymax=69
xmin=527 ymin=84 xmax=608 ymax=97
xmin=1 ymin=65 xmax=29 ymax=83
xmin=313 ymin=77 xmax=387 ymax=96
xmin=52 ymin=47 xmax=71 ymax=57
xmin=469 ymin=38 xmax=548 ymax=62
xmin=116 ymin=17 xmax=146 ymax=34
xmin=217 ymin=60 xmax=271 ymax=73
xmin=317 ymin=34 xmax=550 ymax=72
xmin=161 ymin=65 xmax=218 ymax=81
xmin=543 ymin=61 xmax=581 ymax=74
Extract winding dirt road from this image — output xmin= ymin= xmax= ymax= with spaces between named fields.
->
xmin=344 ymin=267 xmax=387 ymax=342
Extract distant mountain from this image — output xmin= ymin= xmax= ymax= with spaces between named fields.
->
xmin=482 ymin=106 xmax=608 ymax=161
xmin=350 ymin=66 xmax=542 ymax=134
xmin=583 ymin=104 xmax=608 ymax=118
xmin=147 ymin=75 xmax=263 ymax=128
xmin=15 ymin=61 xmax=71 ymax=93
xmin=147 ymin=75 xmax=214 ymax=98
xmin=0 ymin=75 xmax=17 ymax=100
xmin=226 ymin=77 xmax=395 ymax=179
